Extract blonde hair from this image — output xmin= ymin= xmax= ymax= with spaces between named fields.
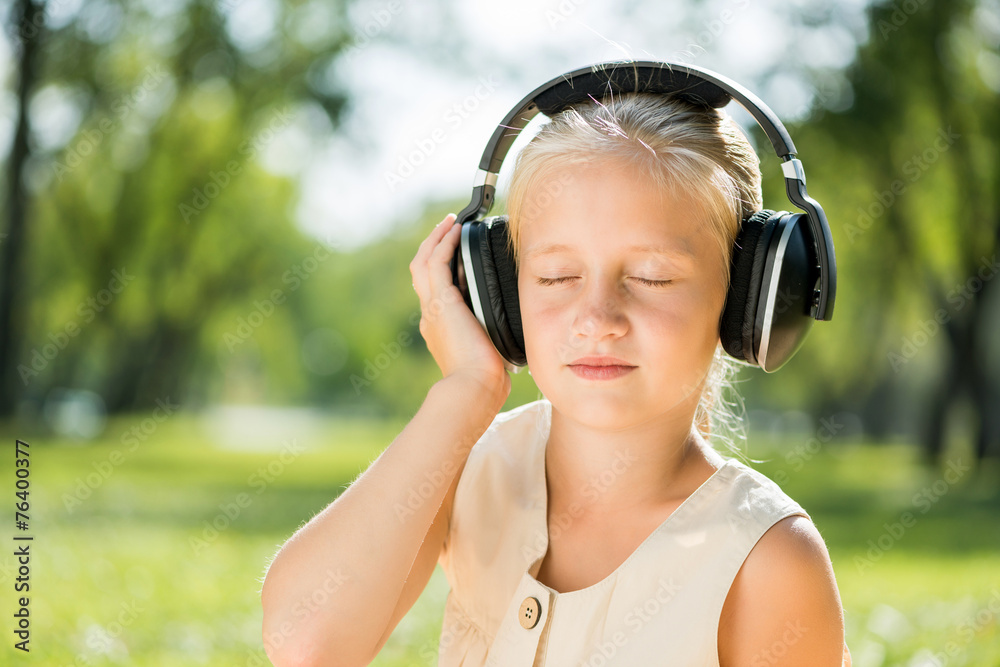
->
xmin=503 ymin=92 xmax=762 ymax=458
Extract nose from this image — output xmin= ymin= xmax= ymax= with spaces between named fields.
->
xmin=570 ymin=278 xmax=629 ymax=342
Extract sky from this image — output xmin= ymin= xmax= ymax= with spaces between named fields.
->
xmin=0 ymin=0 xmax=872 ymax=251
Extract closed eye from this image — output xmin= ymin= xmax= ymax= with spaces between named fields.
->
xmin=632 ymin=277 xmax=673 ymax=287
xmin=535 ymin=276 xmax=672 ymax=287
xmin=536 ymin=276 xmax=575 ymax=285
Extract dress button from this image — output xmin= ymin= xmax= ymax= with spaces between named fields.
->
xmin=518 ymin=596 xmax=541 ymax=629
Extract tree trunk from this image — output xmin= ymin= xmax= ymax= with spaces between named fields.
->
xmin=0 ymin=0 xmax=44 ymax=416
xmin=925 ymin=270 xmax=997 ymax=468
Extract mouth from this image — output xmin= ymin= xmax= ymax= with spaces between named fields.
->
xmin=567 ymin=361 xmax=637 ymax=381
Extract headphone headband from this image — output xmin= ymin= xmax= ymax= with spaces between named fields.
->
xmin=455 ymin=59 xmax=836 ymax=321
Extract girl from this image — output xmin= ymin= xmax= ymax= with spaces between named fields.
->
xmin=261 ymin=92 xmax=851 ymax=666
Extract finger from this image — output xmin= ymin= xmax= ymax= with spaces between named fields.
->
xmin=416 ymin=214 xmax=456 ymax=260
xmin=428 ymin=223 xmax=463 ymax=291
xmin=411 ymin=215 xmax=457 ymax=281
xmin=411 ymin=214 xmax=457 ymax=291
xmin=431 ymin=221 xmax=461 ymax=261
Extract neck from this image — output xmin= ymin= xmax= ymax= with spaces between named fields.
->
xmin=543 ymin=400 xmax=720 ymax=519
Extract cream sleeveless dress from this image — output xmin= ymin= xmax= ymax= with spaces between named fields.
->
xmin=437 ymin=398 xmax=811 ymax=666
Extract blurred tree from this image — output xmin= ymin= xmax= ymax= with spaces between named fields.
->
xmin=0 ymin=0 xmax=43 ymax=415
xmin=0 ymin=0 xmax=353 ymax=415
xmin=788 ymin=0 xmax=999 ymax=464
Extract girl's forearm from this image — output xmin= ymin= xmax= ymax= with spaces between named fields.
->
xmin=260 ymin=373 xmax=506 ymax=667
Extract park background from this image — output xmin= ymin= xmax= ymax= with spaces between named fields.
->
xmin=0 ymin=0 xmax=998 ymax=664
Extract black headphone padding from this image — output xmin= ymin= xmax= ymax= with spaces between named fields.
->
xmin=721 ymin=209 xmax=776 ymax=361
xmin=532 ymin=67 xmax=732 ymax=117
xmin=480 ymin=215 xmax=526 ymax=365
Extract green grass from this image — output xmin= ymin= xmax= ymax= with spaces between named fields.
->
xmin=0 ymin=414 xmax=998 ymax=665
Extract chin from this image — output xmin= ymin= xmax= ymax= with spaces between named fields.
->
xmin=542 ymin=381 xmax=648 ymax=427
xmin=572 ymin=399 xmax=650 ymax=431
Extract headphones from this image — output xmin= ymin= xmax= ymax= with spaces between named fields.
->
xmin=449 ymin=60 xmax=837 ymax=373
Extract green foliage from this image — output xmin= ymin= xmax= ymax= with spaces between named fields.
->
xmin=738 ymin=0 xmax=999 ymax=437
xmin=14 ymin=0 xmax=350 ymax=412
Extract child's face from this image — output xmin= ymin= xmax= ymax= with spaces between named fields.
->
xmin=517 ymin=158 xmax=729 ymax=429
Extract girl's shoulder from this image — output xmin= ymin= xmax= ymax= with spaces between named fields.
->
xmin=719 ymin=512 xmax=844 ymax=662
xmin=456 ymin=397 xmax=551 ymax=495
xmin=720 ymin=456 xmax=811 ymax=517
xmin=469 ymin=397 xmax=551 ymax=457
xmin=491 ymin=397 xmax=551 ymax=428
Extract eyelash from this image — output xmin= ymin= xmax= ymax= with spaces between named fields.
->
xmin=535 ymin=277 xmax=672 ymax=287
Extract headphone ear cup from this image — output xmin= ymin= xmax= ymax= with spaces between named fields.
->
xmin=481 ymin=215 xmax=526 ymax=366
xmin=451 ymin=220 xmax=478 ymax=313
xmin=752 ymin=213 xmax=817 ymax=371
xmin=721 ymin=210 xmax=778 ymax=363
xmin=488 ymin=215 xmax=528 ymax=366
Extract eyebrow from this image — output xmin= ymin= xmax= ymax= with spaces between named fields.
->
xmin=523 ymin=241 xmax=695 ymax=260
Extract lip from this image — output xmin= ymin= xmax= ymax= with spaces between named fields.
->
xmin=568 ymin=356 xmax=635 ymax=367
xmin=567 ymin=356 xmax=637 ymax=381
xmin=568 ymin=365 xmax=636 ymax=380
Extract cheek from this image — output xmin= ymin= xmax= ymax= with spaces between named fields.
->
xmin=520 ymin=293 xmax=561 ymax=339
xmin=632 ymin=292 xmax=726 ymax=365
xmin=518 ymin=290 xmax=570 ymax=366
